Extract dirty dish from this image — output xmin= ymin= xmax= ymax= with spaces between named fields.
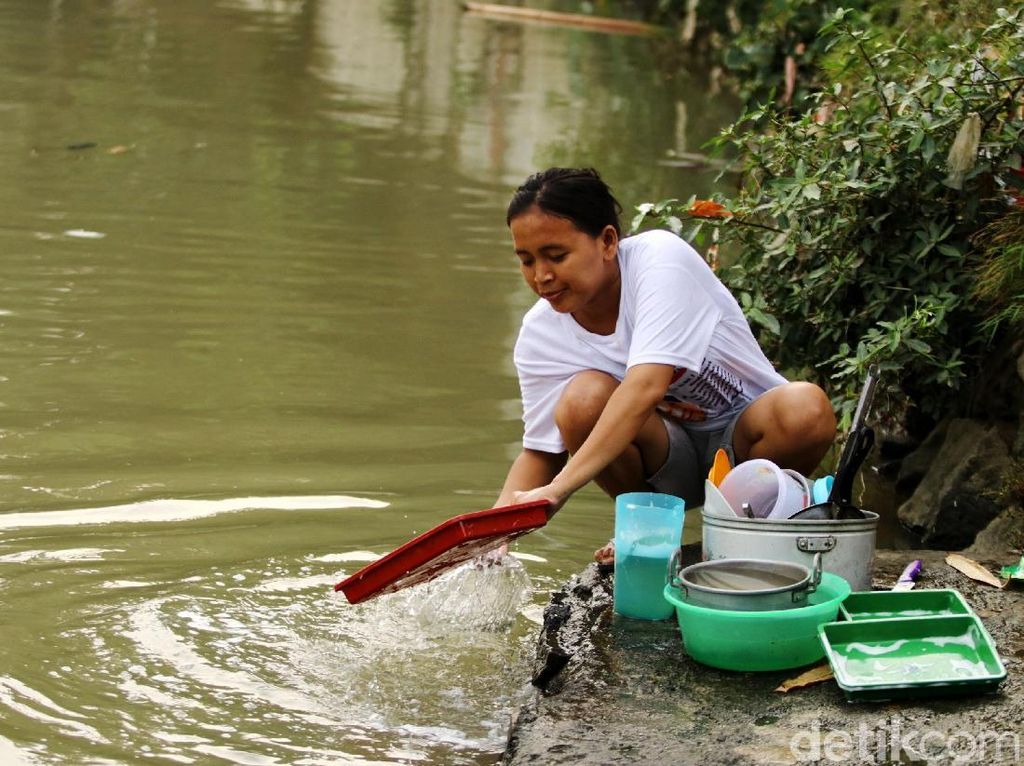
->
xmin=838 ymin=589 xmax=972 ymax=621
xmin=613 ymin=492 xmax=685 ymax=620
xmin=663 ymin=571 xmax=851 ymax=671
xmin=818 ymin=615 xmax=1007 ymax=701
xmin=718 ymin=459 xmax=807 ymax=520
xmin=700 ymin=480 xmax=738 ymax=519
xmin=669 ymin=553 xmax=822 ymax=611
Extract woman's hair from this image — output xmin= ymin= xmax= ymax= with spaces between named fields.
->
xmin=506 ymin=167 xmax=622 ymax=236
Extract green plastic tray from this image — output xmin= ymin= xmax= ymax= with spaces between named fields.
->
xmin=819 ymin=615 xmax=1007 ymax=702
xmin=839 ymin=589 xmax=972 ymax=622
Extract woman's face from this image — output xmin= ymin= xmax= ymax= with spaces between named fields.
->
xmin=510 ymin=205 xmax=619 ymax=324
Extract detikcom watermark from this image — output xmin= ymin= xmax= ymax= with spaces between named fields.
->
xmin=790 ymin=717 xmax=1021 ymax=763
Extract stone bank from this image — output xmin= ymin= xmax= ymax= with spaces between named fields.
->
xmin=503 ymin=549 xmax=1024 ymax=766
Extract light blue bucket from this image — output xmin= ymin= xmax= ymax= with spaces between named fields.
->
xmin=613 ymin=492 xmax=685 ymax=620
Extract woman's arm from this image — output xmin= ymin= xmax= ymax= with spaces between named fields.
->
xmin=516 ymin=362 xmax=674 ymax=512
xmin=494 ymin=448 xmax=567 ymax=508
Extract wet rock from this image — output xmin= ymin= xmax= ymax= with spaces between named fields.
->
xmin=966 ymin=503 xmax=1024 ymax=559
xmin=875 ymin=415 xmax=919 ymax=467
xmin=897 ymin=419 xmax=1013 ymax=549
xmin=895 ymin=417 xmax=950 ymax=492
xmin=529 ymin=565 xmax=612 ymax=696
xmin=504 ymin=551 xmax=1024 ymax=766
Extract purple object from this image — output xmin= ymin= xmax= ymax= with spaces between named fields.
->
xmin=892 ymin=560 xmax=923 ymax=591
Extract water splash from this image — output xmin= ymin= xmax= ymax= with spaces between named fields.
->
xmin=369 ymin=555 xmax=534 ymax=634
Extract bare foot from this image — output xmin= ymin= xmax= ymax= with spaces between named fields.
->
xmin=593 ymin=540 xmax=614 ymax=566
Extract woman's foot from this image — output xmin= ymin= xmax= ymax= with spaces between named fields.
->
xmin=593 ymin=540 xmax=614 ymax=566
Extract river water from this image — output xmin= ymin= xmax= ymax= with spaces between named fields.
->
xmin=0 ymin=1 xmax=747 ymax=763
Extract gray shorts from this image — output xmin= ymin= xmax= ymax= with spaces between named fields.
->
xmin=645 ymin=401 xmax=751 ymax=509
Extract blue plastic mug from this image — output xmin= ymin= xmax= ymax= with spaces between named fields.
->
xmin=613 ymin=492 xmax=685 ymax=620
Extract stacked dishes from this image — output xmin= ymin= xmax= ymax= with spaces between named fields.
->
xmin=663 ymin=552 xmax=851 ymax=671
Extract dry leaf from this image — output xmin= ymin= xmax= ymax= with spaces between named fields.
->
xmin=688 ymin=199 xmax=732 ymax=219
xmin=107 ymin=145 xmax=134 ymax=155
xmin=945 ymin=554 xmax=1005 ymax=588
xmin=774 ymin=663 xmax=834 ymax=693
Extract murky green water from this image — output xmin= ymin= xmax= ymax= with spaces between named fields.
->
xmin=0 ymin=1 xmax=740 ymax=762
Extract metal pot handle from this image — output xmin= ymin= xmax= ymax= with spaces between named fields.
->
xmin=808 ymin=552 xmax=823 ymax=593
xmin=667 ymin=547 xmax=684 ymax=589
xmin=790 ymin=552 xmax=824 ymax=603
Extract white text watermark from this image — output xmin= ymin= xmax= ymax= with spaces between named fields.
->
xmin=790 ymin=718 xmax=1021 ymax=763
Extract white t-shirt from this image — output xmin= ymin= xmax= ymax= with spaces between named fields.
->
xmin=513 ymin=228 xmax=787 ymax=453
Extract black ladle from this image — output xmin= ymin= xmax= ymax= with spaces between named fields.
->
xmin=788 ymin=366 xmax=879 ymax=521
xmin=789 ymin=426 xmax=874 ymax=520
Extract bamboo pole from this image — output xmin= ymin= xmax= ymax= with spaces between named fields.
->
xmin=462 ymin=2 xmax=662 ymax=37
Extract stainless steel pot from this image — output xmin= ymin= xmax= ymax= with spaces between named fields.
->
xmin=667 ymin=552 xmax=823 ymax=611
xmin=703 ymin=479 xmax=878 ymax=590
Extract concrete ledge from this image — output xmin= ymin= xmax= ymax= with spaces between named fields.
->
xmin=504 ymin=549 xmax=1024 ymax=765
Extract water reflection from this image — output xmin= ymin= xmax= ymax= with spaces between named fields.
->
xmin=0 ymin=0 xmax=742 ymax=762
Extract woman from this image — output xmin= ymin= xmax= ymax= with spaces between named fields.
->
xmin=493 ymin=167 xmax=836 ymax=561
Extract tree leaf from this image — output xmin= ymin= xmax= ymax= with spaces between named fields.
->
xmin=748 ymin=307 xmax=781 ymax=335
xmin=775 ymin=663 xmax=834 ymax=693
xmin=945 ymin=554 xmax=1006 ymax=588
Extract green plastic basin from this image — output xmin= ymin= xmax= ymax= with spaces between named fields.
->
xmin=663 ymin=571 xmax=851 ymax=671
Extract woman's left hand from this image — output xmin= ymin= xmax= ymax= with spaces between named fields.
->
xmin=656 ymin=400 xmax=706 ymax=423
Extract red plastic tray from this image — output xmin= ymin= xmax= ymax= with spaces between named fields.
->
xmin=334 ymin=500 xmax=550 ymax=604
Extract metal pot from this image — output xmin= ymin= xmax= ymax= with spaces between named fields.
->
xmin=668 ymin=551 xmax=823 ymax=611
xmin=701 ymin=490 xmax=878 ymax=590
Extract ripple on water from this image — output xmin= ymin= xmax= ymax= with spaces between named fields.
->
xmin=0 ymin=490 xmax=538 ymax=763
xmin=99 ymin=553 xmax=539 ymax=763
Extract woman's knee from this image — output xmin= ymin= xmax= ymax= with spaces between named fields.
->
xmin=778 ymin=382 xmax=837 ymax=447
xmin=554 ymin=371 xmax=618 ymax=451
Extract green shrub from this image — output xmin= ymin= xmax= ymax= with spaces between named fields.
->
xmin=973 ymin=205 xmax=1024 ymax=339
xmin=634 ymin=7 xmax=1024 ymax=429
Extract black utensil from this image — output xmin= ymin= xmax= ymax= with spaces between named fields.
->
xmin=788 ymin=366 xmax=879 ymax=521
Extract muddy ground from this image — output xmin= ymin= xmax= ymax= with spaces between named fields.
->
xmin=503 ymin=549 xmax=1023 ymax=766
